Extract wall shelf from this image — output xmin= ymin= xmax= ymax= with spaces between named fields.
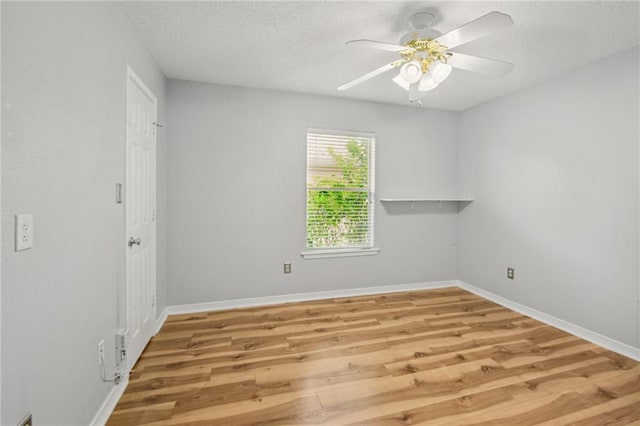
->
xmin=379 ymin=198 xmax=474 ymax=209
xmin=379 ymin=198 xmax=474 ymax=202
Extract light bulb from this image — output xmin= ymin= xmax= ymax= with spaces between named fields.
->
xmin=392 ymin=73 xmax=410 ymax=91
xmin=419 ymin=74 xmax=438 ymax=92
xmin=400 ymin=60 xmax=422 ymax=84
xmin=429 ymin=61 xmax=452 ymax=84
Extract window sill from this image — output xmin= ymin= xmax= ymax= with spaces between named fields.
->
xmin=301 ymin=247 xmax=380 ymax=260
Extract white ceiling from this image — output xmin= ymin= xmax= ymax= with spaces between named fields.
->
xmin=120 ymin=1 xmax=640 ymax=111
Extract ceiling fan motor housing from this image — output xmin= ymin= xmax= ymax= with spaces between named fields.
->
xmin=399 ymin=12 xmax=447 ymax=73
xmin=400 ymin=12 xmax=443 ymax=45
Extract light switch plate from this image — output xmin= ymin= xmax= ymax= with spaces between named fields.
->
xmin=16 ymin=214 xmax=34 ymax=251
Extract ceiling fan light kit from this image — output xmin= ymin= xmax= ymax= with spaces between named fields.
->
xmin=338 ymin=11 xmax=515 ymax=104
xmin=400 ymin=60 xmax=422 ymax=83
xmin=430 ymin=61 xmax=452 ymax=84
xmin=418 ymin=74 xmax=438 ymax=92
xmin=392 ymin=73 xmax=410 ymax=91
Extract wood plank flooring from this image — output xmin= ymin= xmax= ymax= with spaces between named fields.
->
xmin=107 ymin=287 xmax=640 ymax=425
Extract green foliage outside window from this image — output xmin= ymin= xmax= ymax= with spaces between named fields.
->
xmin=307 ymin=139 xmax=371 ymax=248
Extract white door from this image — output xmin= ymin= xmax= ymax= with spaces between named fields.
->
xmin=125 ymin=66 xmax=157 ymax=370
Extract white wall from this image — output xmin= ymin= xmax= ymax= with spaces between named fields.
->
xmin=1 ymin=2 xmax=167 ymax=424
xmin=167 ymin=81 xmax=459 ymax=305
xmin=457 ymin=47 xmax=640 ymax=347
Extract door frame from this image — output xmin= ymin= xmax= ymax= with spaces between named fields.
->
xmin=121 ymin=65 xmax=158 ymax=371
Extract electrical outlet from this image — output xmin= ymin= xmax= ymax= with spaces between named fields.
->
xmin=97 ymin=340 xmax=105 ymax=365
xmin=18 ymin=413 xmax=33 ymax=426
xmin=15 ymin=214 xmax=34 ymax=251
xmin=283 ymin=262 xmax=292 ymax=274
xmin=507 ymin=267 xmax=515 ymax=280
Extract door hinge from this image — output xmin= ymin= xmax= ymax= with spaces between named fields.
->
xmin=152 ymin=293 xmax=156 ymax=307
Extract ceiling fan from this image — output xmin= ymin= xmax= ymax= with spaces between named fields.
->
xmin=338 ymin=11 xmax=515 ymax=104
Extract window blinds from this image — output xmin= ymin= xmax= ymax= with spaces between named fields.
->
xmin=306 ymin=129 xmax=375 ymax=249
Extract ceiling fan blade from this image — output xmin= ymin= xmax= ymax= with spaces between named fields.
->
xmin=448 ymin=52 xmax=514 ymax=77
xmin=338 ymin=61 xmax=400 ymax=91
xmin=434 ymin=11 xmax=513 ymax=49
xmin=346 ymin=39 xmax=409 ymax=52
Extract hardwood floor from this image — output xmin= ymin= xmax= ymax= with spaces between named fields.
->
xmin=107 ymin=287 xmax=640 ymax=425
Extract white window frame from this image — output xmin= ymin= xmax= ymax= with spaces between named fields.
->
xmin=302 ymin=128 xmax=379 ymax=259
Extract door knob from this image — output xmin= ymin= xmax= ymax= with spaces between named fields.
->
xmin=128 ymin=237 xmax=142 ymax=247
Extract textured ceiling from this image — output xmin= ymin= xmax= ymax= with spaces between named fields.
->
xmin=120 ymin=1 xmax=640 ymax=111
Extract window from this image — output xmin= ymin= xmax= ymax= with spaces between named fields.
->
xmin=303 ymin=128 xmax=378 ymax=259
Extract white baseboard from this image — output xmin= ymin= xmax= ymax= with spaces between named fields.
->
xmin=165 ymin=280 xmax=458 ymax=316
xmin=154 ymin=306 xmax=169 ymax=335
xmin=457 ymin=280 xmax=640 ymax=361
xmin=89 ymin=376 xmax=129 ymax=426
